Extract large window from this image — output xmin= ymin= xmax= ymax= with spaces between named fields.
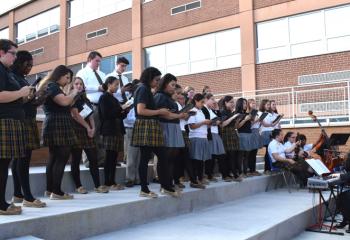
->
xmin=16 ymin=7 xmax=60 ymax=44
xmin=257 ymin=4 xmax=350 ymax=63
xmin=69 ymin=0 xmax=132 ymax=27
xmin=145 ymin=28 xmax=241 ymax=76
xmin=0 ymin=28 xmax=9 ymax=39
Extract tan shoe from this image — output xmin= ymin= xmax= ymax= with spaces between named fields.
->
xmin=109 ymin=184 xmax=125 ymax=191
xmin=233 ymin=176 xmax=243 ymax=182
xmin=223 ymin=177 xmax=233 ymax=182
xmin=76 ymin=186 xmax=88 ymax=194
xmin=190 ymin=182 xmax=206 ymax=189
xmin=252 ymin=171 xmax=262 ymax=176
xmin=50 ymin=193 xmax=74 ymax=200
xmin=44 ymin=191 xmax=52 ymax=197
xmin=23 ymin=199 xmax=46 ymax=208
xmin=94 ymin=185 xmax=109 ymax=193
xmin=200 ymin=179 xmax=210 ymax=185
xmin=160 ymin=188 xmax=181 ymax=198
xmin=140 ymin=191 xmax=158 ymax=198
xmin=12 ymin=196 xmax=23 ymax=203
xmin=0 ymin=204 xmax=22 ymax=215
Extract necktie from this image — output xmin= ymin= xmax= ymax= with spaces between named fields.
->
xmin=94 ymin=70 xmax=103 ymax=85
xmin=118 ymin=74 xmax=128 ymax=103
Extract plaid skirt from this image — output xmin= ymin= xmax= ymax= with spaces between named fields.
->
xmin=101 ymin=135 xmax=124 ymax=152
xmin=182 ymin=131 xmax=190 ymax=148
xmin=131 ymin=118 xmax=164 ymax=147
xmin=73 ymin=122 xmax=96 ymax=149
xmin=42 ymin=113 xmax=78 ymax=147
xmin=220 ymin=125 xmax=240 ymax=151
xmin=23 ymin=118 xmax=40 ymax=150
xmin=0 ymin=119 xmax=26 ymax=159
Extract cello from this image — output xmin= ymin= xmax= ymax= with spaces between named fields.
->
xmin=308 ymin=111 xmax=344 ymax=171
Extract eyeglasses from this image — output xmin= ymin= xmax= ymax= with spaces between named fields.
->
xmin=7 ymin=51 xmax=17 ymax=56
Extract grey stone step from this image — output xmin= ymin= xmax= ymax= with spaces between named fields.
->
xmin=0 ymin=174 xmax=282 ymax=240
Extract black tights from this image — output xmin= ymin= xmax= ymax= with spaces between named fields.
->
xmin=0 ymin=158 xmax=11 ymax=210
xmin=264 ymin=146 xmax=271 ymax=171
xmin=71 ymin=148 xmax=100 ymax=188
xmin=227 ymin=150 xmax=241 ymax=177
xmin=178 ymin=147 xmax=196 ymax=183
xmin=239 ymin=151 xmax=249 ymax=175
xmin=205 ymin=155 xmax=229 ymax=179
xmin=248 ymin=149 xmax=258 ymax=173
xmin=139 ymin=146 xmax=172 ymax=193
xmin=104 ymin=150 xmax=117 ymax=186
xmin=192 ymin=159 xmax=204 ymax=182
xmin=46 ymin=146 xmax=71 ymax=195
xmin=11 ymin=150 xmax=35 ymax=201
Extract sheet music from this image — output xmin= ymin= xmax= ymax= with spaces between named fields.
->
xmin=306 ymin=159 xmax=331 ymax=176
xmin=79 ymin=104 xmax=94 ymax=119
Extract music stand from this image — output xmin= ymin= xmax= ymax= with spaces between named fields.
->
xmin=328 ymin=133 xmax=350 ymax=147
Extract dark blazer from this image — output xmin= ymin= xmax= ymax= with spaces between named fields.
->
xmin=98 ymin=92 xmax=127 ymax=136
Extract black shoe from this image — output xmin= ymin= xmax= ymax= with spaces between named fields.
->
xmin=125 ymin=180 xmax=135 ymax=188
xmin=152 ymin=178 xmax=159 ymax=183
xmin=116 ymin=163 xmax=122 ymax=167
xmin=336 ymin=220 xmax=348 ymax=229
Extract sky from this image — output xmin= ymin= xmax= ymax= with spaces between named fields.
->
xmin=0 ymin=0 xmax=32 ymax=15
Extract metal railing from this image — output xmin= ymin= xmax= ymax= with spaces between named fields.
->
xmin=215 ymin=80 xmax=350 ymax=128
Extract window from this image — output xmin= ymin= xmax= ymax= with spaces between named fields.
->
xmin=0 ymin=28 xmax=9 ymax=39
xmin=86 ymin=28 xmax=108 ymax=40
xmin=29 ymin=47 xmax=44 ymax=56
xmin=69 ymin=0 xmax=132 ymax=27
xmin=145 ymin=28 xmax=241 ymax=76
xmin=16 ymin=7 xmax=60 ymax=44
xmin=257 ymin=4 xmax=350 ymax=63
xmin=171 ymin=1 xmax=201 ymax=15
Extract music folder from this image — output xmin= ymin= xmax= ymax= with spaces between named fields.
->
xmin=328 ymin=133 xmax=350 ymax=146
xmin=305 ymin=159 xmax=331 ymax=176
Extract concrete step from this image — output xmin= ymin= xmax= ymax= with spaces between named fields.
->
xmin=0 ymin=174 xmax=282 ymax=240
xmin=85 ymin=189 xmax=316 ymax=240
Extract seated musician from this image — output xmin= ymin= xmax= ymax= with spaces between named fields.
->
xmin=295 ymin=134 xmax=314 ymax=158
xmin=268 ymin=129 xmax=311 ymax=186
xmin=335 ymin=152 xmax=350 ymax=232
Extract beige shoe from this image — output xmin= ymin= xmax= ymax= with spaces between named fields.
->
xmin=200 ymin=179 xmax=210 ymax=185
xmin=76 ymin=186 xmax=88 ymax=194
xmin=94 ymin=185 xmax=109 ymax=193
xmin=109 ymin=184 xmax=125 ymax=191
xmin=160 ymin=188 xmax=181 ymax=198
xmin=50 ymin=193 xmax=74 ymax=200
xmin=12 ymin=196 xmax=23 ymax=203
xmin=223 ymin=177 xmax=233 ymax=182
xmin=23 ymin=199 xmax=46 ymax=208
xmin=140 ymin=191 xmax=158 ymax=198
xmin=233 ymin=176 xmax=243 ymax=182
xmin=44 ymin=191 xmax=52 ymax=197
xmin=252 ymin=171 xmax=262 ymax=176
xmin=0 ymin=204 xmax=22 ymax=215
xmin=190 ymin=182 xmax=206 ymax=189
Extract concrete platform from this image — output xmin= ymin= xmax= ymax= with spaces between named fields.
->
xmin=85 ymin=189 xmax=316 ymax=240
xmin=0 ymin=174 xmax=281 ymax=240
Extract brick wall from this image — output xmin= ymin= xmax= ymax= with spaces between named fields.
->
xmin=177 ymin=67 xmax=242 ymax=95
xmin=18 ymin=33 xmax=59 ymax=65
xmin=253 ymin=0 xmax=294 ymax=9
xmin=142 ymin=0 xmax=239 ymax=37
xmin=256 ymin=51 xmax=350 ymax=90
xmin=66 ymin=9 xmax=132 ymax=57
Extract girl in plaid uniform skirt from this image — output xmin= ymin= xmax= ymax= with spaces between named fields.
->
xmin=41 ymin=65 xmax=79 ymax=200
xmin=70 ymin=77 xmax=108 ymax=194
xmin=219 ymin=96 xmax=243 ymax=182
xmin=131 ymin=67 xmax=170 ymax=198
xmin=98 ymin=76 xmax=127 ymax=191
xmin=0 ymin=39 xmax=32 ymax=215
xmin=10 ymin=51 xmax=46 ymax=208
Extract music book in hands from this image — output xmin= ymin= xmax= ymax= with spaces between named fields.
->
xmin=305 ymin=159 xmax=331 ymax=176
xmin=272 ymin=114 xmax=283 ymax=124
xmin=79 ymin=104 xmax=94 ymax=119
xmin=258 ymin=112 xmax=268 ymax=121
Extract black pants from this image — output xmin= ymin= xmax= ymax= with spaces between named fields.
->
xmin=0 ymin=158 xmax=11 ymax=210
xmin=206 ymin=155 xmax=229 ymax=179
xmin=179 ymin=147 xmax=196 ymax=183
xmin=248 ymin=149 xmax=258 ymax=173
xmin=71 ymin=148 xmax=100 ymax=188
xmin=166 ymin=148 xmax=182 ymax=185
xmin=46 ymin=146 xmax=71 ymax=195
xmin=104 ymin=150 xmax=117 ymax=186
xmin=192 ymin=159 xmax=204 ymax=182
xmin=240 ymin=151 xmax=249 ymax=174
xmin=337 ymin=190 xmax=350 ymax=226
xmin=139 ymin=146 xmax=171 ymax=193
xmin=205 ymin=158 xmax=215 ymax=178
xmin=264 ymin=146 xmax=271 ymax=171
xmin=11 ymin=150 xmax=35 ymax=201
xmin=227 ymin=150 xmax=241 ymax=177
xmin=272 ymin=161 xmax=311 ymax=186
